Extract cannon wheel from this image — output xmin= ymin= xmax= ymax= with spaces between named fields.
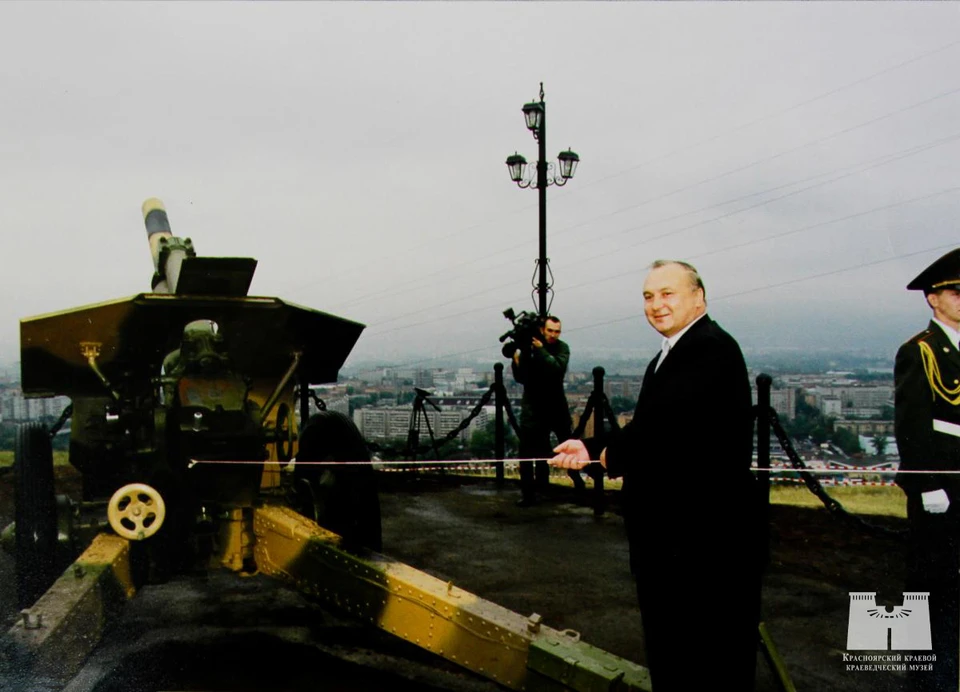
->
xmin=274 ymin=403 xmax=293 ymax=462
xmin=293 ymin=411 xmax=382 ymax=552
xmin=14 ymin=422 xmax=59 ymax=609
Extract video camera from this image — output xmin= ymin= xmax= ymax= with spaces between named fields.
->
xmin=499 ymin=308 xmax=542 ymax=359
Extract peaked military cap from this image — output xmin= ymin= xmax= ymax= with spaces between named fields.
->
xmin=907 ymin=248 xmax=960 ymax=292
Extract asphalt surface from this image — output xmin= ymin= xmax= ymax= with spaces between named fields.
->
xmin=0 ymin=468 xmax=913 ymax=691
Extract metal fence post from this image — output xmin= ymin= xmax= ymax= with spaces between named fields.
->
xmin=494 ymin=363 xmax=505 ymax=485
xmin=756 ymin=374 xmax=772 ymax=543
xmin=592 ymin=367 xmax=606 ymax=445
xmin=299 ymin=375 xmax=310 ymax=428
xmin=590 ymin=366 xmax=607 ymax=513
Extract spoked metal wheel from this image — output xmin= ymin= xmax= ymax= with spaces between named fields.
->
xmin=108 ymin=483 xmax=166 ymax=541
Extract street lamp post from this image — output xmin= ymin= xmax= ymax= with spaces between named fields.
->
xmin=505 ymin=83 xmax=580 ymax=318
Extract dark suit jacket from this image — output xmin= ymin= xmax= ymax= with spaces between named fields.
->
xmin=511 ymin=338 xmax=571 ymax=428
xmin=895 ymin=321 xmax=960 ymax=501
xmin=602 ymin=315 xmax=757 ymax=574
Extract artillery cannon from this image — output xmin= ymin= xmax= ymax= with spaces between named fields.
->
xmin=2 ymin=200 xmax=651 ymax=691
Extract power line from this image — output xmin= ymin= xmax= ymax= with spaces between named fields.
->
xmin=289 ymin=40 xmax=960 ymax=307
xmin=355 ymin=241 xmax=958 ymax=372
xmin=555 ymin=186 xmax=960 ymax=298
xmin=561 ymin=242 xmax=959 ymax=336
xmin=361 ymin=133 xmax=960 ymax=335
xmin=690 ymin=188 xmax=960 ymax=264
xmin=364 ymin=184 xmax=960 ymax=340
xmin=340 ymin=43 xmax=960 ymax=372
xmin=365 ymin=294 xmax=525 ymax=338
xmin=553 ymin=136 xmax=960 ymax=271
xmin=326 ymin=81 xmax=960 ymax=315
xmin=550 ymin=83 xmax=960 ymax=251
xmin=566 ymin=38 xmax=960 ymax=199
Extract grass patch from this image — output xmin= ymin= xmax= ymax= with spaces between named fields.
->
xmin=447 ymin=465 xmax=624 ymax=490
xmin=0 ymin=451 xmax=70 ymax=468
xmin=771 ymin=484 xmax=906 ymax=518
xmin=0 ymin=452 xmax=901 ymax=517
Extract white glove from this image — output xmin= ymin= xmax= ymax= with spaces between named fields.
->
xmin=922 ymin=489 xmax=951 ymax=514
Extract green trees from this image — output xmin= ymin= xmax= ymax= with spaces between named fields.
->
xmin=782 ymin=395 xmax=862 ymax=455
xmin=372 ymin=436 xmax=466 ymax=462
xmin=831 ymin=427 xmax=862 ymax=456
xmin=871 ymin=433 xmax=889 ymax=456
xmin=469 ymin=419 xmax=517 ymax=459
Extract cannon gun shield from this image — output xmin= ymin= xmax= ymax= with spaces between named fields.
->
xmin=20 ymin=293 xmax=365 ymax=398
xmin=4 ymin=199 xmax=656 ymax=692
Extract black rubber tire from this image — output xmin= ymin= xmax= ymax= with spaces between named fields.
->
xmin=14 ymin=422 xmax=59 ymax=609
xmin=294 ymin=411 xmax=382 ymax=552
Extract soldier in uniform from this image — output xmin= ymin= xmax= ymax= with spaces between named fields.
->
xmin=895 ymin=248 xmax=960 ymax=692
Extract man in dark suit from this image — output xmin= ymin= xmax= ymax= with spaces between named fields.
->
xmin=550 ymin=259 xmax=762 ymax=690
xmin=895 ymin=248 xmax=960 ymax=692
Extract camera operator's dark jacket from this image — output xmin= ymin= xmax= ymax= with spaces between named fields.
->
xmin=511 ymin=339 xmax=571 ymax=426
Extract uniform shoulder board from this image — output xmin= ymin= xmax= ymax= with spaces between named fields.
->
xmin=909 ymin=328 xmax=935 ymax=345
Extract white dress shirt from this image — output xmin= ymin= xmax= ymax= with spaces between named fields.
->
xmin=655 ymin=313 xmax=706 ymax=371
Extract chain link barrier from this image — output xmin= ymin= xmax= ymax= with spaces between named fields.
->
xmin=364 ymin=378 xmax=618 ymax=463
xmin=571 ymin=389 xmax=621 ymax=441
xmin=602 ymin=396 xmax=622 ymax=433
xmin=308 ymin=391 xmax=327 ymax=412
xmin=34 ymin=375 xmax=905 ymax=539
xmin=38 ymin=378 xmax=900 ymax=530
xmin=368 ymin=384 xmax=498 ymax=458
xmin=571 ymin=397 xmax=595 ymax=440
xmin=48 ymin=403 xmax=73 ymax=438
xmin=765 ymin=406 xmax=904 ymax=537
xmin=502 ymin=391 xmax=522 ymax=438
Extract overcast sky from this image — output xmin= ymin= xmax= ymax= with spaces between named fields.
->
xmin=2 ymin=2 xmax=960 ymax=373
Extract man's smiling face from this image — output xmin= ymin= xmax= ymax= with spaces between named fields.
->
xmin=642 ymin=263 xmax=706 ymax=338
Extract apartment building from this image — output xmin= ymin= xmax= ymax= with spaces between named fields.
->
xmin=353 ymin=405 xmax=488 ymax=443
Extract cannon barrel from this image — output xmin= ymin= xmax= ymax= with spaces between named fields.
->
xmin=142 ymin=197 xmax=172 ymax=268
xmin=142 ymin=197 xmax=194 ymax=294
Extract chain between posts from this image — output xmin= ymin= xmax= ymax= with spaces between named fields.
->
xmin=364 ymin=367 xmax=613 ymax=461
xmin=502 ymin=394 xmax=521 ymax=438
xmin=307 ymin=391 xmax=327 ymax=412
xmin=571 ymin=390 xmax=621 ymax=440
xmin=49 ymin=404 xmax=73 ymax=437
xmin=765 ymin=406 xmax=904 ymax=537
xmin=369 ymin=384 xmax=498 ymax=457
xmin=572 ymin=398 xmax=594 ymax=439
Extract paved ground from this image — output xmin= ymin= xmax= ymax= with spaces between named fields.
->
xmin=0 ymin=467 xmax=914 ymax=691
xmin=374 ymin=474 xmax=909 ymax=692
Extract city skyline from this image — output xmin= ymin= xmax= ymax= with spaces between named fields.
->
xmin=1 ymin=3 xmax=958 ymax=373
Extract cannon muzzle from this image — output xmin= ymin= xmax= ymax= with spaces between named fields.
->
xmin=142 ymin=197 xmax=195 ymax=293
xmin=141 ymin=198 xmax=257 ymax=297
xmin=142 ymin=197 xmax=171 ymax=269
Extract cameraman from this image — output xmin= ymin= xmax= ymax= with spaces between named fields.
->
xmin=511 ymin=315 xmax=580 ymax=506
